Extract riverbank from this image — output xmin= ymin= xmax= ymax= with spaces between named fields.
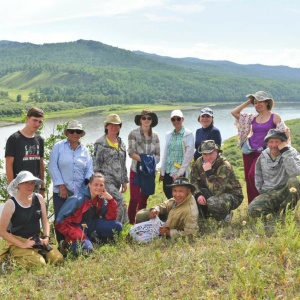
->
xmin=0 ymin=102 xmax=221 ymax=126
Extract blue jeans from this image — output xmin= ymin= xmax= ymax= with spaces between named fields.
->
xmin=70 ymin=239 xmax=93 ymax=256
xmin=87 ymin=219 xmax=122 ymax=238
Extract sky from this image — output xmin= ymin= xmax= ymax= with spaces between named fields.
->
xmin=1 ymin=0 xmax=300 ymax=68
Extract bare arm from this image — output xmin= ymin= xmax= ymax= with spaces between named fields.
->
xmin=0 ymin=200 xmax=36 ymax=248
xmin=38 ymin=194 xmax=50 ymax=245
xmin=40 ymin=157 xmax=45 ymax=185
xmin=129 ymin=153 xmax=141 ymax=162
xmin=5 ymin=156 xmax=14 ymax=184
xmin=231 ymin=99 xmax=253 ymax=120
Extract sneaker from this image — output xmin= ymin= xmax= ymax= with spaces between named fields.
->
xmin=224 ymin=211 xmax=233 ymax=222
xmin=1 ymin=262 xmax=6 ymax=273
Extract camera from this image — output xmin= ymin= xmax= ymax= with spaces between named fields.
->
xmin=30 ymin=234 xmax=52 ymax=251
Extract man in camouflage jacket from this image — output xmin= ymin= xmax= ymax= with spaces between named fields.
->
xmin=190 ymin=140 xmax=243 ymax=221
xmin=248 ymin=129 xmax=300 ymax=218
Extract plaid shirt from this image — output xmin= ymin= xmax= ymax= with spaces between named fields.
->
xmin=165 ymin=127 xmax=185 ymax=173
xmin=128 ymin=127 xmax=160 ymax=172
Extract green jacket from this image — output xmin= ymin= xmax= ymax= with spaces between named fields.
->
xmin=153 ymin=193 xmax=199 ymax=238
xmin=190 ymin=155 xmax=243 ymax=200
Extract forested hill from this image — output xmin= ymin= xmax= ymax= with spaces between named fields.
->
xmin=0 ymin=39 xmax=299 ymax=118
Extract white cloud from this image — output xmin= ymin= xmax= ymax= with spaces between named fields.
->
xmin=1 ymin=0 xmax=167 ymax=27
xmin=168 ymin=4 xmax=205 ymax=14
xmin=143 ymin=13 xmax=183 ymax=22
xmin=120 ymin=42 xmax=300 ymax=68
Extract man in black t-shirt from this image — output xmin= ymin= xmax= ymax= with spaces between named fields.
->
xmin=5 ymin=107 xmax=45 ymax=195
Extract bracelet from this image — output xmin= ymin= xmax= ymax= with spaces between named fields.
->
xmin=40 ymin=188 xmax=46 ymax=191
xmin=42 ymin=235 xmax=50 ymax=239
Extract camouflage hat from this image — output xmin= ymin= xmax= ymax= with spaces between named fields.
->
xmin=264 ymin=129 xmax=287 ymax=143
xmin=200 ymin=107 xmax=213 ymax=117
xmin=199 ymin=140 xmax=219 ymax=154
xmin=166 ymin=177 xmax=196 ymax=193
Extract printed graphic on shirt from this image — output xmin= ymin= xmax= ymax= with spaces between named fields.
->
xmin=24 ymin=144 xmax=40 ymax=161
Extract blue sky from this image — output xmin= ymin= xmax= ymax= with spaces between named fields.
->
xmin=1 ymin=0 xmax=300 ymax=67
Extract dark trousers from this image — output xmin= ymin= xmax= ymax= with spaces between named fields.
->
xmin=53 ymin=193 xmax=66 ymax=243
xmin=163 ymin=173 xmax=174 ymax=200
xmin=128 ymin=170 xmax=149 ymax=224
xmin=243 ymin=152 xmax=260 ymax=204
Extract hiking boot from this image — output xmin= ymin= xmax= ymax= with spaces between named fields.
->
xmin=59 ymin=240 xmax=68 ymax=257
xmin=224 ymin=211 xmax=233 ymax=223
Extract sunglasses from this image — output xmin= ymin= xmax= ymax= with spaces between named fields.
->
xmin=171 ymin=117 xmax=182 ymax=122
xmin=141 ymin=116 xmax=152 ymax=121
xmin=68 ymin=129 xmax=83 ymax=134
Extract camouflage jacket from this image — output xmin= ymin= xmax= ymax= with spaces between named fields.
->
xmin=190 ymin=155 xmax=243 ymax=199
xmin=93 ymin=135 xmax=129 ymax=186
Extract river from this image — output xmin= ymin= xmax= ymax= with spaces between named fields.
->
xmin=1 ymin=102 xmax=299 ymax=169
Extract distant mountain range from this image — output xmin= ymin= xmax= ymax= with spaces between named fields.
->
xmin=0 ymin=39 xmax=299 ymax=117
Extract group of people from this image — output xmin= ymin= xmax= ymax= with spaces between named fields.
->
xmin=0 ymin=90 xmax=300 ymax=269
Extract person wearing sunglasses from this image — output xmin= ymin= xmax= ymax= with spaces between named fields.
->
xmin=194 ymin=107 xmax=222 ymax=161
xmin=49 ymin=120 xmax=93 ymax=245
xmin=160 ymin=110 xmax=194 ymax=199
xmin=127 ymin=109 xmax=160 ymax=224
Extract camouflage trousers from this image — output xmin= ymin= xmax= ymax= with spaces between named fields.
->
xmin=104 ymin=181 xmax=129 ymax=224
xmin=248 ymin=177 xmax=300 ymax=218
xmin=199 ymin=193 xmax=243 ymax=221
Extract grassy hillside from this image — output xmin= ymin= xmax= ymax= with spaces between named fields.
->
xmin=0 ymin=40 xmax=300 ymax=118
xmin=1 ymin=119 xmax=300 ymax=299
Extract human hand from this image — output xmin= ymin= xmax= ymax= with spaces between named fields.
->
xmin=121 ymin=183 xmax=127 ymax=193
xmin=101 ymin=189 xmax=113 ymax=200
xmin=172 ymin=174 xmax=179 ymax=181
xmin=40 ymin=237 xmax=49 ymax=246
xmin=202 ymin=162 xmax=212 ymax=171
xmin=149 ymin=208 xmax=158 ymax=219
xmin=197 ymin=195 xmax=207 ymax=205
xmin=59 ymin=185 xmax=68 ymax=199
xmin=22 ymin=238 xmax=36 ymax=249
xmin=159 ymin=226 xmax=170 ymax=236
xmin=159 ymin=175 xmax=164 ymax=183
xmin=278 ymin=141 xmax=289 ymax=150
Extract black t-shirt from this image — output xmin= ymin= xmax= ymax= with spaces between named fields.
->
xmin=5 ymin=131 xmax=44 ymax=178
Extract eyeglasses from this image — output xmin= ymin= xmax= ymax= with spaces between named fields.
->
xmin=141 ymin=116 xmax=152 ymax=121
xmin=171 ymin=117 xmax=182 ymax=122
xmin=68 ymin=129 xmax=83 ymax=134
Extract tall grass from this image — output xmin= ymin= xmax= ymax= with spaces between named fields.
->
xmin=1 ymin=120 xmax=300 ymax=299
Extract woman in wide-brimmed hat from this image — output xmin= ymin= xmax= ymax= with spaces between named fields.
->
xmin=231 ymin=91 xmax=289 ymax=204
xmin=0 ymin=171 xmax=63 ymax=269
xmin=127 ymin=109 xmax=160 ymax=224
xmin=49 ymin=120 xmax=93 ymax=245
xmin=93 ymin=114 xmax=129 ymax=223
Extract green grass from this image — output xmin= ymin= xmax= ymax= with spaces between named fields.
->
xmin=1 ymin=120 xmax=300 ymax=299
